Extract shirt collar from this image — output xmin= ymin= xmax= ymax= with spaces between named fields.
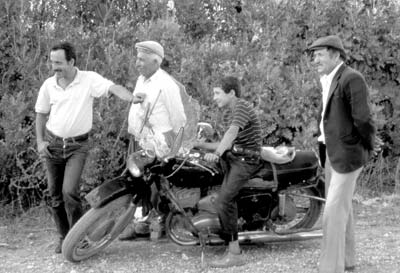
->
xmin=320 ymin=61 xmax=343 ymax=83
xmin=140 ymin=68 xmax=162 ymax=83
xmin=51 ymin=67 xmax=80 ymax=88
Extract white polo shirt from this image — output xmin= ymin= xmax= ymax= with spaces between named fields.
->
xmin=35 ymin=68 xmax=114 ymax=138
xmin=128 ymin=69 xmax=186 ymax=137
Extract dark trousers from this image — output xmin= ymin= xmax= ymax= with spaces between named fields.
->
xmin=44 ymin=132 xmax=89 ymax=238
xmin=216 ymin=152 xmax=262 ymax=243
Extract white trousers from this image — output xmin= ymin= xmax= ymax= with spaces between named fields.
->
xmin=319 ymin=156 xmax=362 ymax=273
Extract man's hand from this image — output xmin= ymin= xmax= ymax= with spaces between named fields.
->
xmin=37 ymin=141 xmax=52 ymax=158
xmin=372 ymin=135 xmax=384 ymax=156
xmin=204 ymin=152 xmax=219 ymax=163
xmin=132 ymin=92 xmax=146 ymax=104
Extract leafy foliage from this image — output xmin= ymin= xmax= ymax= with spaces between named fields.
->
xmin=1 ymin=0 xmax=399 ymax=212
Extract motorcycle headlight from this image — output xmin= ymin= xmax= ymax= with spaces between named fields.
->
xmin=126 ymin=150 xmax=155 ymax=177
xmin=127 ymin=155 xmax=142 ymax=177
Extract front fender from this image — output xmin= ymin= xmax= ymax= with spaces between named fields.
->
xmin=85 ymin=176 xmax=133 ymax=209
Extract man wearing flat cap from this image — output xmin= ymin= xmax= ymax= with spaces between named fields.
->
xmin=118 ymin=40 xmax=187 ymax=240
xmin=307 ymin=35 xmax=376 ymax=273
xmin=127 ymin=40 xmax=186 ymax=148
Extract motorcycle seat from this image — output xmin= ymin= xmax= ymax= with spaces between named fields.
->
xmin=243 ymin=177 xmax=277 ymax=190
xmin=252 ymin=150 xmax=319 ymax=186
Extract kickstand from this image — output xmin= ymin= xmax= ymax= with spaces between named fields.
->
xmin=198 ymin=232 xmax=208 ymax=269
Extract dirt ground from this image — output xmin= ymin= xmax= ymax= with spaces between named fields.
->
xmin=0 ymin=195 xmax=399 ymax=273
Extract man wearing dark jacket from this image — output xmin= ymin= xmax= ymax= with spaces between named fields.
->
xmin=308 ymin=35 xmax=376 ymax=273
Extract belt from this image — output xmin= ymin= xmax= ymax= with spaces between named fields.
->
xmin=46 ymin=130 xmax=89 ymax=143
xmin=231 ymin=145 xmax=260 ymax=158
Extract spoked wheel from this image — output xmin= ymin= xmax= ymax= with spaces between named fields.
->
xmin=62 ymin=194 xmax=135 ymax=262
xmin=166 ymin=211 xmax=199 ymax=246
xmin=273 ymin=186 xmax=323 ymax=231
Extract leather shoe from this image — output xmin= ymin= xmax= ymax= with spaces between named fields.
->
xmin=208 ymin=251 xmax=246 ymax=268
xmin=119 ymin=223 xmax=138 ymax=241
xmin=119 ymin=210 xmax=162 ymax=241
xmin=54 ymin=238 xmax=63 ymax=254
xmin=119 ymin=222 xmax=150 ymax=241
xmin=345 ymin=265 xmax=356 ymax=271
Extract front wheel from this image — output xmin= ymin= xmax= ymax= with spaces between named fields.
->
xmin=62 ymin=194 xmax=135 ymax=262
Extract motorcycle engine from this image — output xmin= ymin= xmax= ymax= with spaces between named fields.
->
xmin=172 ymin=187 xmax=201 ymax=208
xmin=237 ymin=191 xmax=273 ymax=231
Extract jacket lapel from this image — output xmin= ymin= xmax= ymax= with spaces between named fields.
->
xmin=326 ymin=64 xmax=346 ymax=104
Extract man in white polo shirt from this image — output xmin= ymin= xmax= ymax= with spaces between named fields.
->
xmin=35 ymin=42 xmax=133 ymax=253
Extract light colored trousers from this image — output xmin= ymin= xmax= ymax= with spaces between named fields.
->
xmin=319 ymin=156 xmax=362 ymax=273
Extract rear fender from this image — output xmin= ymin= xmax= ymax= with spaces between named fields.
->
xmin=316 ymin=176 xmax=325 ymax=199
xmin=85 ymin=177 xmax=133 ymax=209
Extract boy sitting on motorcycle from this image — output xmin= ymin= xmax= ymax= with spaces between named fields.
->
xmin=194 ymin=76 xmax=263 ymax=268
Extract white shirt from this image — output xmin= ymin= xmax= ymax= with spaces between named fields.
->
xmin=35 ymin=68 xmax=114 ymax=137
xmin=128 ymin=69 xmax=186 ymax=138
xmin=318 ymin=62 xmax=343 ymax=143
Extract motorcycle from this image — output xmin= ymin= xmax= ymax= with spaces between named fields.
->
xmin=62 ymin=125 xmax=325 ymax=263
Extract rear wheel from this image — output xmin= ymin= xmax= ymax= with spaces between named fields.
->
xmin=62 ymin=194 xmax=135 ymax=262
xmin=273 ymin=186 xmax=323 ymax=231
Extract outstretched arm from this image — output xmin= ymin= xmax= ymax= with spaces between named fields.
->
xmin=109 ymin=85 xmax=134 ymax=102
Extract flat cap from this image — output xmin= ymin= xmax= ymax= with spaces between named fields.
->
xmin=135 ymin=41 xmax=164 ymax=59
xmin=308 ymin=35 xmax=346 ymax=59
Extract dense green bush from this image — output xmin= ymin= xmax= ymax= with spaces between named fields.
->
xmin=1 ymin=0 xmax=399 ymax=212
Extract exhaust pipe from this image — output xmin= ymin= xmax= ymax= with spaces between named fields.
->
xmin=239 ymin=229 xmax=322 ymax=244
xmin=205 ymin=229 xmax=322 ymax=245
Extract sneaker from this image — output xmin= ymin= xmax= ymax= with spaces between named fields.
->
xmin=208 ymin=251 xmax=246 ymax=268
xmin=134 ymin=222 xmax=150 ymax=234
xmin=118 ymin=222 xmax=138 ymax=241
xmin=345 ymin=265 xmax=356 ymax=271
xmin=119 ymin=221 xmax=152 ymax=241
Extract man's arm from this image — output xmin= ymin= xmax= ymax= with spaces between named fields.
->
xmin=215 ymin=125 xmax=239 ymax=155
xmin=109 ymin=85 xmax=134 ymax=102
xmin=194 ymin=141 xmax=220 ymax=151
xmin=35 ymin=113 xmax=52 ymax=157
xmin=345 ymin=74 xmax=376 ymax=150
xmin=203 ymin=125 xmax=239 ymax=162
xmin=163 ymin=82 xmax=187 ymax=133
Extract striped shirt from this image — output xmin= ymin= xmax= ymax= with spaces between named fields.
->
xmin=222 ymin=99 xmax=262 ymax=150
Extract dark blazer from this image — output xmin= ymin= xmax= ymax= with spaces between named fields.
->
xmin=319 ymin=64 xmax=376 ymax=173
